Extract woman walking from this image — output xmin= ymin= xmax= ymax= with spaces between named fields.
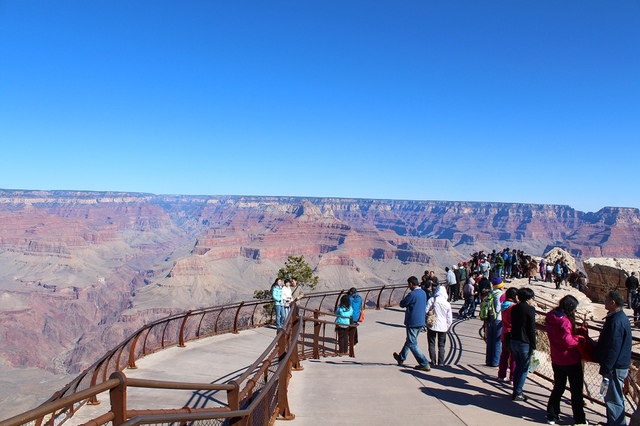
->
xmin=510 ymin=287 xmax=536 ymax=401
xmin=545 ymin=295 xmax=587 ymax=425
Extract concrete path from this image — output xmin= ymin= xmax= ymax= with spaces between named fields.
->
xmin=66 ymin=302 xmax=608 ymax=426
xmin=286 ymin=303 xmax=607 ymax=425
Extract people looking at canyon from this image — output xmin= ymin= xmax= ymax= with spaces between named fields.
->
xmin=270 ymin=278 xmax=285 ymax=329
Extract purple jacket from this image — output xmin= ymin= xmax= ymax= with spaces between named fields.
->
xmin=546 ymin=310 xmax=581 ymax=366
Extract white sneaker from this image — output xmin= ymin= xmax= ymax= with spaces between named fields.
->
xmin=546 ymin=421 xmax=555 ymax=425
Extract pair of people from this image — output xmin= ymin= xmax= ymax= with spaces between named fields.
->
xmin=270 ymin=277 xmax=298 ymax=329
xmin=334 ymin=287 xmax=363 ymax=352
xmin=517 ymin=290 xmax=631 ymax=426
xmin=393 ymin=277 xmax=452 ymax=371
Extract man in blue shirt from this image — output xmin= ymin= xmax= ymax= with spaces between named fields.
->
xmin=393 ymin=276 xmax=431 ymax=371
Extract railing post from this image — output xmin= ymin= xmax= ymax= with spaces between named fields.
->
xmin=109 ymin=372 xmax=127 ymax=426
xmin=276 ymin=331 xmax=295 ymax=421
xmin=376 ymin=285 xmax=386 ymax=310
xmin=178 ymin=311 xmax=192 ymax=347
xmin=233 ymin=302 xmax=245 ymax=334
xmin=291 ymin=306 xmax=303 ymax=371
xmin=313 ymin=310 xmax=321 ymax=359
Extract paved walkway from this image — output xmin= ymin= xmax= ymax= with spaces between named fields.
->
xmin=66 ymin=302 xmax=608 ymax=426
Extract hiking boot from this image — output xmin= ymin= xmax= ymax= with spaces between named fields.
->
xmin=393 ymin=352 xmax=404 ymax=366
xmin=414 ymin=364 xmax=431 ymax=371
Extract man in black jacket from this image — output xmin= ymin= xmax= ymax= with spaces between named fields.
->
xmin=625 ymin=272 xmax=639 ymax=309
xmin=594 ymin=291 xmax=632 ymax=426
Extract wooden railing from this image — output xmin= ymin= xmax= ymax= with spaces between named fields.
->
xmin=0 ymin=284 xmax=408 ymax=426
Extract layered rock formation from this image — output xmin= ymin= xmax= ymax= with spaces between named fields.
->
xmin=0 ymin=189 xmax=639 ymax=417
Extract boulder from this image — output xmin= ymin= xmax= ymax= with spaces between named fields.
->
xmin=582 ymin=257 xmax=640 ymax=303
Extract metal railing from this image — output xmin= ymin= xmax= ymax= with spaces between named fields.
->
xmin=0 ymin=284 xmax=408 ymax=426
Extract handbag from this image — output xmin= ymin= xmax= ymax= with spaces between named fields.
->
xmin=425 ymin=308 xmax=436 ymax=328
xmin=358 ymin=311 xmax=365 ymax=323
xmin=577 ymin=336 xmax=597 ymax=362
xmin=576 ymin=327 xmax=597 ymax=362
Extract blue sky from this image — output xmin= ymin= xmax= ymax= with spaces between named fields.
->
xmin=1 ymin=1 xmax=639 ymax=213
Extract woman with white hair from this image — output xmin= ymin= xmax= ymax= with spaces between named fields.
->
xmin=425 ymin=285 xmax=453 ymax=366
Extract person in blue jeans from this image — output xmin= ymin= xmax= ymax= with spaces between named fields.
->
xmin=270 ymin=278 xmax=285 ymax=329
xmin=509 ymin=287 xmax=536 ymax=401
xmin=594 ymin=291 xmax=632 ymax=426
xmin=393 ymin=276 xmax=431 ymax=371
xmin=485 ymin=278 xmax=504 ymax=366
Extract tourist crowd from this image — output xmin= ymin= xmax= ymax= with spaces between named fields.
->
xmin=270 ymin=252 xmax=635 ymax=426
xmin=393 ymin=275 xmax=632 ymax=426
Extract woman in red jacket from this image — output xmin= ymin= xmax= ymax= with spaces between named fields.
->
xmin=545 ymin=295 xmax=587 ymax=425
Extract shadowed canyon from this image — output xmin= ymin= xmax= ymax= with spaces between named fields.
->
xmin=1 ymin=189 xmax=639 ymax=416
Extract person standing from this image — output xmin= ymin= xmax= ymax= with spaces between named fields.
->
xmin=485 ymin=277 xmax=504 ymax=367
xmin=539 ymin=259 xmax=546 ymax=282
xmin=498 ymin=287 xmax=517 ymax=383
xmin=335 ymin=294 xmax=353 ymax=354
xmin=545 ymin=295 xmax=587 ymax=425
xmin=348 ymin=287 xmax=362 ymax=345
xmin=393 ymin=276 xmax=431 ymax=371
xmin=460 ymin=274 xmax=477 ymax=319
xmin=445 ymin=267 xmax=457 ymax=302
xmin=458 ymin=263 xmax=467 ymax=301
xmin=495 ymin=252 xmax=505 ymax=280
xmin=625 ymin=272 xmax=639 ymax=309
xmin=282 ymin=279 xmax=293 ymax=317
xmin=426 ymin=285 xmax=453 ymax=366
xmin=594 ymin=291 xmax=632 ymax=426
xmin=510 ymin=287 xmax=536 ymax=402
xmin=270 ymin=278 xmax=285 ymax=329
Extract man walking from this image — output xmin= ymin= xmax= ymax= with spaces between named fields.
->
xmin=393 ymin=276 xmax=431 ymax=371
xmin=594 ymin=291 xmax=632 ymax=426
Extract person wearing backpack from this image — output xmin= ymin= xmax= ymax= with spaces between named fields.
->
xmin=483 ymin=277 xmax=504 ymax=367
xmin=553 ymin=260 xmax=563 ymax=289
xmin=503 ymin=249 xmax=512 ymax=279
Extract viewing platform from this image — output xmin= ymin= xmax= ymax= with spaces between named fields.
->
xmin=62 ymin=302 xmax=609 ymax=426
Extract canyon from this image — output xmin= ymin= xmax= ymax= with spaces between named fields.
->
xmin=0 ymin=189 xmax=639 ymax=417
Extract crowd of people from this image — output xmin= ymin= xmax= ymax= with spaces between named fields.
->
xmin=270 ymin=259 xmax=635 ymax=425
xmin=394 ymin=273 xmax=632 ymax=426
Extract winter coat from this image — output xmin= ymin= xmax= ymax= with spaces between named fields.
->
xmin=335 ymin=305 xmax=353 ymax=326
xmin=546 ymin=310 xmax=582 ymax=366
xmin=350 ymin=293 xmax=362 ymax=322
xmin=425 ymin=286 xmax=453 ymax=333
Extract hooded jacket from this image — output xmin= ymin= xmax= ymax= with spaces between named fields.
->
xmin=425 ymin=285 xmax=453 ymax=333
xmin=545 ymin=310 xmax=581 ymax=366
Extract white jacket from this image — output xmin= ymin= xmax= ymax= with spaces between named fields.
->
xmin=426 ymin=286 xmax=453 ymax=332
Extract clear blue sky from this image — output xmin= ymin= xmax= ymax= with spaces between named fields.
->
xmin=1 ymin=1 xmax=639 ymax=213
